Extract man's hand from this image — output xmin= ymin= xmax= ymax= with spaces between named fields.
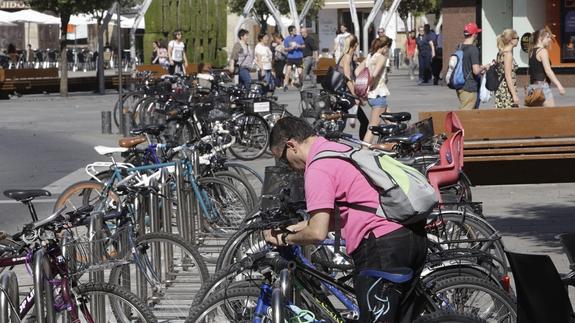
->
xmin=264 ymin=229 xmax=282 ymax=246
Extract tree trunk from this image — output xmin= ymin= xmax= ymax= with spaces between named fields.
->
xmin=59 ymin=15 xmax=70 ymax=97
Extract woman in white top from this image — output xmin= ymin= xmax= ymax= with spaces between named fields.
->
xmin=355 ymin=36 xmax=392 ymax=144
xmin=255 ymin=34 xmax=275 ymax=94
xmin=168 ymin=30 xmax=188 ymax=75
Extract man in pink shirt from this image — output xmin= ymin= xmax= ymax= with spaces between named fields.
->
xmin=265 ymin=116 xmax=427 ymax=322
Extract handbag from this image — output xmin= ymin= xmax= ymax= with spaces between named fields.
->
xmin=524 ymin=86 xmax=545 ymax=107
xmin=354 ymin=55 xmax=372 ymax=99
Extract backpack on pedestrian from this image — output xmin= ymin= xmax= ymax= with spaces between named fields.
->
xmin=446 ymin=45 xmax=468 ymax=90
xmin=311 ymin=144 xmax=438 ymax=225
xmin=485 ymin=53 xmax=504 ymax=91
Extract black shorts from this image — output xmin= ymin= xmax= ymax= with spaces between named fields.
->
xmin=286 ymin=58 xmax=303 ymax=67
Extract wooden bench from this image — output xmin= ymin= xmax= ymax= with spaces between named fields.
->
xmin=135 ymin=64 xmax=168 ymax=78
xmin=419 ymin=107 xmax=575 ymax=184
xmin=0 ymin=68 xmax=59 ymax=94
xmin=314 ymin=57 xmax=336 ymax=77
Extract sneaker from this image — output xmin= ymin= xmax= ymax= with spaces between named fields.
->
xmin=283 ymin=85 xmax=288 ymax=92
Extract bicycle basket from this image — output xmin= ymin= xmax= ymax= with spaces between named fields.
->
xmin=261 ymin=165 xmax=306 ymax=211
xmin=300 ymin=89 xmax=332 ymax=119
xmin=62 ymin=226 xmax=132 ymax=275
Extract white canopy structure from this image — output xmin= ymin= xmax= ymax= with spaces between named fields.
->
xmin=8 ymin=9 xmax=60 ymax=24
xmin=0 ymin=10 xmax=16 ymax=25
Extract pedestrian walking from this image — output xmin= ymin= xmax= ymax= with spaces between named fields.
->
xmin=283 ymin=25 xmax=305 ymax=91
xmin=255 ymin=33 xmax=275 ymax=94
xmin=26 ymin=44 xmax=34 ymax=68
xmin=416 ymin=25 xmax=435 ymax=84
xmin=339 ymin=34 xmax=369 ymax=139
xmin=405 ymin=31 xmax=417 ymax=80
xmin=356 ymin=37 xmax=392 ymax=144
xmin=494 ymin=29 xmax=520 ymax=108
xmin=333 ymin=24 xmax=350 ymax=62
xmin=456 ymin=23 xmax=491 ymax=110
xmin=229 ymin=28 xmax=254 ymax=90
xmin=272 ymin=34 xmax=287 ymax=89
xmin=431 ymin=28 xmax=443 ymax=85
xmin=301 ymin=27 xmax=318 ymax=85
xmin=168 ymin=30 xmax=188 ymax=75
xmin=527 ymin=28 xmax=566 ymax=107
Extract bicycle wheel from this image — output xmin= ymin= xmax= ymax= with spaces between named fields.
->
xmin=224 ymin=162 xmax=264 ymax=195
xmin=53 ymin=180 xmax=118 ymax=212
xmin=215 ymin=225 xmax=266 ymax=272
xmin=197 ymin=177 xmax=250 ymax=233
xmin=164 ymin=118 xmax=198 ymax=145
xmin=428 ymin=276 xmax=517 ymax=323
xmin=185 ymin=286 xmax=262 ymax=323
xmin=109 ymin=232 xmax=209 ymax=322
xmin=260 ymin=102 xmax=293 ymax=129
xmin=414 ymin=310 xmax=488 ymax=323
xmin=114 ymin=92 xmax=143 ymax=129
xmin=228 ymin=113 xmax=270 ymax=160
xmin=213 ymin=171 xmax=258 ymax=212
xmin=72 ymin=281 xmax=157 ymax=323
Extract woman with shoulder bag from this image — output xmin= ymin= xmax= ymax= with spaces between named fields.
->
xmin=494 ymin=29 xmax=520 ymax=108
xmin=338 ymin=34 xmax=369 ymax=138
xmin=355 ymin=36 xmax=392 ymax=144
xmin=527 ymin=28 xmax=565 ymax=107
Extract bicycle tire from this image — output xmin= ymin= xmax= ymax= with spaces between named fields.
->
xmin=114 ymin=92 xmax=143 ymax=129
xmin=228 ymin=113 xmax=270 ymax=160
xmin=414 ymin=310 xmax=488 ymax=323
xmin=197 ymin=177 xmax=250 ymax=232
xmin=164 ymin=117 xmax=199 ymax=146
xmin=53 ymin=180 xmax=118 ymax=212
xmin=76 ymin=281 xmax=157 ymax=323
xmin=261 ymin=102 xmax=293 ymax=129
xmin=185 ymin=286 xmax=262 ymax=323
xmin=131 ymin=96 xmax=156 ymax=128
xmin=108 ymin=232 xmax=209 ymax=322
xmin=215 ymin=225 xmax=266 ymax=272
xmin=213 ymin=171 xmax=258 ymax=212
xmin=428 ymin=276 xmax=517 ymax=323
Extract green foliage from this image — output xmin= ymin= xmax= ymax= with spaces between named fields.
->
xmin=228 ymin=0 xmax=324 ymax=27
xmin=397 ymin=0 xmax=442 ymax=22
xmin=145 ymin=0 xmax=228 ymax=67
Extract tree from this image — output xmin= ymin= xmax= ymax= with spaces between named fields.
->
xmin=228 ymin=0 xmax=324 ymax=34
xmin=397 ymin=0 xmax=442 ymax=31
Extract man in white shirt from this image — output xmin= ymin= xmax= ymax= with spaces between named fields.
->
xmin=168 ymin=30 xmax=188 ymax=75
xmin=254 ymin=34 xmax=274 ymax=94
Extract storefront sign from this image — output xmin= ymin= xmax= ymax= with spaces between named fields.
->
xmin=520 ymin=33 xmax=531 ymax=53
xmin=0 ymin=1 xmax=29 ymax=9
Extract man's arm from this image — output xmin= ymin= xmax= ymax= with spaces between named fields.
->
xmin=265 ymin=209 xmax=331 ymax=246
xmin=167 ymin=41 xmax=173 ymax=64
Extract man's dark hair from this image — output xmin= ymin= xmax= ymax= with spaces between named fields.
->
xmin=424 ymin=24 xmax=431 ymax=34
xmin=238 ymin=29 xmax=249 ymax=39
xmin=270 ymin=116 xmax=315 ymax=151
xmin=288 ymin=25 xmax=296 ymax=33
xmin=257 ymin=33 xmax=266 ymax=42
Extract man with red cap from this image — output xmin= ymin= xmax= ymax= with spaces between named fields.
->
xmin=457 ymin=22 xmax=492 ymax=109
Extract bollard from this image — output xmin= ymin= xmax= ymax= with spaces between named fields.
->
xmin=101 ymin=111 xmax=112 ymax=134
xmin=122 ymin=113 xmax=132 ymax=137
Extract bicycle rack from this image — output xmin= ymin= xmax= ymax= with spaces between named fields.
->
xmin=0 ymin=270 xmax=19 ymax=322
xmin=175 ymin=160 xmax=191 ymax=242
xmin=190 ymin=150 xmax=200 ymax=243
xmin=33 ymin=249 xmax=56 ymax=323
xmin=88 ymin=212 xmax=106 ymax=323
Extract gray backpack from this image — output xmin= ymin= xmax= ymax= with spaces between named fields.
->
xmin=311 ymin=144 xmax=438 ymax=224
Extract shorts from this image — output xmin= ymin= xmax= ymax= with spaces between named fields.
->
xmin=367 ymin=96 xmax=388 ymax=108
xmin=286 ymin=58 xmax=303 ymax=67
xmin=528 ymin=82 xmax=553 ymax=101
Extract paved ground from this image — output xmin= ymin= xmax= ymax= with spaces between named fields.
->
xmin=1 ymin=70 xmax=575 ymax=300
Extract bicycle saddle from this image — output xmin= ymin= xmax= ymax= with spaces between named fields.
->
xmin=369 ymin=143 xmax=396 ymax=151
xmin=3 ymin=189 xmax=51 ymax=202
xmin=381 ymin=134 xmax=419 ymax=145
xmin=380 ymin=112 xmax=411 ymax=123
xmin=131 ymin=124 xmax=166 ymax=136
xmin=94 ymin=146 xmax=128 ymax=156
xmin=358 ymin=267 xmax=413 ymax=284
xmin=369 ymin=123 xmax=406 ymax=136
xmin=118 ymin=135 xmax=146 ymax=148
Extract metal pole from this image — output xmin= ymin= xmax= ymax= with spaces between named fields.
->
xmin=298 ymin=0 xmax=314 ymax=27
xmin=380 ymin=0 xmax=402 ymax=33
xmin=130 ymin=0 xmax=152 ymax=71
xmin=135 ymin=194 xmax=148 ymax=302
xmin=348 ymin=0 xmax=361 ymax=52
xmin=362 ymin=0 xmax=385 ymax=56
xmin=117 ymin=3 xmax=124 ymax=137
xmin=89 ymin=212 xmax=106 ymax=323
xmin=175 ymin=160 xmax=189 ymax=241
xmin=33 ymin=249 xmax=55 ymax=323
xmin=435 ymin=13 xmax=443 ymax=33
xmin=234 ymin=0 xmax=257 ymax=46
xmin=287 ymin=0 xmax=300 ymax=33
xmin=263 ymin=0 xmax=286 ymax=37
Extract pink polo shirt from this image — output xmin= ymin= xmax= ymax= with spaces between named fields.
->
xmin=305 ymin=137 xmax=403 ymax=254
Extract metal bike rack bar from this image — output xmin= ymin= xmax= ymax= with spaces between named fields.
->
xmin=0 ymin=271 xmax=19 ymax=322
xmin=88 ymin=212 xmax=106 ymax=323
xmin=33 ymin=249 xmax=56 ymax=323
xmin=148 ymin=178 xmax=163 ymax=286
xmin=175 ymin=160 xmax=191 ymax=241
xmin=135 ymin=193 xmax=148 ymax=301
xmin=160 ymin=169 xmax=175 ymax=282
xmin=190 ymin=149 xmax=200 ymax=242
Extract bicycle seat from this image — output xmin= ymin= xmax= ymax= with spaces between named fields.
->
xmin=380 ymin=112 xmax=411 ymax=123
xmin=358 ymin=267 xmax=413 ymax=284
xmin=131 ymin=124 xmax=166 ymax=136
xmin=118 ymin=135 xmax=146 ymax=148
xmin=369 ymin=124 xmax=406 ymax=136
xmin=94 ymin=145 xmax=128 ymax=156
xmin=381 ymin=135 xmax=416 ymax=145
xmin=3 ymin=189 xmax=51 ymax=202
xmin=369 ymin=143 xmax=396 ymax=151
